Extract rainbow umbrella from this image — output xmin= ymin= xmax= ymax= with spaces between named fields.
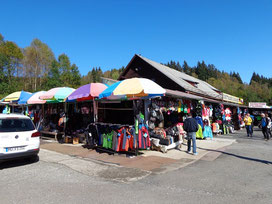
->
xmin=27 ymin=91 xmax=46 ymax=104
xmin=39 ymin=87 xmax=75 ymax=103
xmin=67 ymin=83 xmax=108 ymax=102
xmin=2 ymin=90 xmax=32 ymax=103
xmin=99 ymin=78 xmax=165 ymax=99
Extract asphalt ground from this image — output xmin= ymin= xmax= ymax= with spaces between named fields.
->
xmin=0 ymin=128 xmax=271 ymax=204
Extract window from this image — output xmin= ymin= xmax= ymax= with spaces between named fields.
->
xmin=0 ymin=118 xmax=35 ymax=132
xmin=184 ymin=79 xmax=198 ymax=88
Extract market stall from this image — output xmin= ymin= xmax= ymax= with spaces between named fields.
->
xmin=38 ymin=87 xmax=75 ymax=140
xmin=1 ymin=90 xmax=32 ymax=113
xmin=83 ymin=77 xmax=166 ymax=155
xmin=63 ymin=83 xmax=108 ymax=144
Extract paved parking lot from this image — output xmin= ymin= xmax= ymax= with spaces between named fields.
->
xmin=1 ymin=129 xmax=271 ymax=204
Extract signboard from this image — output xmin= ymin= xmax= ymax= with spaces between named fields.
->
xmin=248 ymin=102 xmax=267 ymax=108
xmin=223 ymin=93 xmax=241 ymax=104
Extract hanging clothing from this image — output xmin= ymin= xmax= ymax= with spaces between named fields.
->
xmin=203 ymin=126 xmax=213 ymax=138
xmin=138 ymin=125 xmax=151 ymax=149
xmin=196 ymin=124 xmax=203 ymax=139
xmin=195 ymin=116 xmax=204 ymax=129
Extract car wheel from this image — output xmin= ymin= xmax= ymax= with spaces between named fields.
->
xmin=27 ymin=155 xmax=39 ymax=163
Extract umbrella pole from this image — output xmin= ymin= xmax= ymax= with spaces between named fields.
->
xmin=64 ymin=102 xmax=67 ymax=139
xmin=133 ymin=100 xmax=139 ymax=156
xmin=42 ymin=104 xmax=44 ymax=119
xmin=93 ymin=99 xmax=96 ymax=123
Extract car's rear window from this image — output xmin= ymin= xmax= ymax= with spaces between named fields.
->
xmin=0 ymin=118 xmax=35 ymax=132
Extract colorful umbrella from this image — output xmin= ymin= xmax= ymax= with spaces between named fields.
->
xmin=99 ymin=78 xmax=165 ymax=99
xmin=27 ymin=91 xmax=47 ymax=104
xmin=2 ymin=90 xmax=32 ymax=103
xmin=67 ymin=83 xmax=108 ymax=102
xmin=39 ymin=87 xmax=75 ymax=102
xmin=18 ymin=93 xmax=35 ymax=105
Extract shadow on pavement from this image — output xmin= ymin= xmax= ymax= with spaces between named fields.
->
xmin=198 ymin=147 xmax=272 ymax=165
xmin=0 ymin=156 xmax=39 ymax=170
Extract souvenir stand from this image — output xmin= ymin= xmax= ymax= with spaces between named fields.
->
xmin=194 ymin=100 xmax=214 ymax=139
xmin=147 ymin=97 xmax=187 ymax=153
xmin=201 ymin=103 xmax=232 ymax=137
xmin=38 ymin=87 xmax=75 ymax=141
xmin=63 ymin=83 xmax=108 ymax=144
xmin=219 ymin=103 xmax=248 ymax=134
xmin=146 ymin=89 xmax=212 ymax=153
xmin=84 ymin=78 xmax=166 ymax=156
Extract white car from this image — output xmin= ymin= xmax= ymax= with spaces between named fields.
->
xmin=0 ymin=113 xmax=40 ymax=161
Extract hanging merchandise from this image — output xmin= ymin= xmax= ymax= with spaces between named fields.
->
xmin=119 ymin=127 xmax=137 ymax=151
xmin=203 ymin=125 xmax=213 ymax=139
xmin=202 ymin=104 xmax=208 ymax=117
xmin=212 ymin=122 xmax=221 ymax=134
xmin=196 ymin=124 xmax=203 ymax=139
xmin=214 ymin=105 xmax=222 ymax=120
xmin=138 ymin=123 xmax=151 ymax=149
xmin=178 ymin=100 xmax=183 ymax=113
xmin=85 ymin=123 xmax=137 ymax=152
xmin=187 ymin=103 xmax=191 ymax=114
xmin=137 ymin=112 xmax=151 ymax=150
xmin=183 ymin=104 xmax=188 ymax=113
xmin=220 ymin=104 xmax=225 ymax=115
xmin=225 ymin=108 xmax=232 ymax=121
xmin=195 ymin=116 xmax=204 ymax=129
xmin=209 ymin=105 xmax=213 ymax=118
xmin=2 ymin=105 xmax=10 ymax=114
xmin=202 ymin=105 xmax=211 ymax=126
xmin=195 ymin=101 xmax=203 ymax=117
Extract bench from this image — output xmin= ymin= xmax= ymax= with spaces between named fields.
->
xmin=40 ymin=130 xmax=64 ymax=141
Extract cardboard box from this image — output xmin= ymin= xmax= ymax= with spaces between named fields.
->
xmin=73 ymin=137 xmax=79 ymax=145
xmin=65 ymin=136 xmax=72 ymax=143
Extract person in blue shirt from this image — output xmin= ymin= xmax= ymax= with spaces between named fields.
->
xmin=261 ymin=113 xmax=269 ymax=140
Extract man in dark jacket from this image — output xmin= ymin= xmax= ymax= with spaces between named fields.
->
xmin=261 ymin=113 xmax=269 ymax=140
xmin=183 ymin=113 xmax=199 ymax=155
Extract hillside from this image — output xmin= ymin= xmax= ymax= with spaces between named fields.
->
xmin=164 ymin=60 xmax=272 ymax=105
xmin=1 ymin=33 xmax=271 ymax=105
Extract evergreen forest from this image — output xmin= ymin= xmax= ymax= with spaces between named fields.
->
xmin=0 ymin=33 xmax=271 ymax=105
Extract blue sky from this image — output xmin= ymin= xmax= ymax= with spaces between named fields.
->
xmin=1 ymin=0 xmax=271 ymax=83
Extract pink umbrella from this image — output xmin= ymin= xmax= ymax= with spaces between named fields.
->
xmin=40 ymin=87 xmax=75 ymax=102
xmin=27 ymin=91 xmax=46 ymax=104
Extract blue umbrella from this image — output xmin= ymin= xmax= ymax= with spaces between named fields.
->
xmin=18 ymin=92 xmax=35 ymax=105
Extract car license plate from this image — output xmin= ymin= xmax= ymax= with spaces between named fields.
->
xmin=5 ymin=146 xmax=25 ymax=152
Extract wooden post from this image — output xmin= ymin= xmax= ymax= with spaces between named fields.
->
xmin=133 ymin=100 xmax=139 ymax=156
xmin=93 ymin=99 xmax=97 ymax=122
xmin=63 ymin=102 xmax=67 ymax=139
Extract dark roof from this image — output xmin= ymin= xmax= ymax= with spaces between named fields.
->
xmin=120 ymin=54 xmax=223 ymax=100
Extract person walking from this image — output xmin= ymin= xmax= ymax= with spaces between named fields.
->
xmin=184 ymin=113 xmax=199 ymax=155
xmin=261 ymin=113 xmax=269 ymax=140
xmin=244 ymin=113 xmax=253 ymax=137
xmin=265 ymin=113 xmax=272 ymax=138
